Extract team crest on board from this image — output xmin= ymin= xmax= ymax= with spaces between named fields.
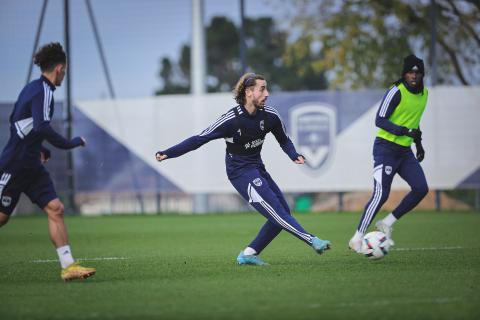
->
xmin=253 ymin=178 xmax=262 ymax=186
xmin=260 ymin=120 xmax=265 ymax=131
xmin=385 ymin=166 xmax=392 ymax=175
xmin=1 ymin=196 xmax=12 ymax=207
xmin=289 ymin=103 xmax=336 ymax=173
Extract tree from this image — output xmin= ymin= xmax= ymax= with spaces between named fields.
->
xmin=154 ymin=57 xmax=189 ymax=95
xmin=155 ymin=15 xmax=328 ymax=95
xmin=288 ymin=0 xmax=480 ymax=89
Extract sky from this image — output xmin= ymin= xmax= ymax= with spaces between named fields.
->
xmin=0 ymin=0 xmax=288 ymax=102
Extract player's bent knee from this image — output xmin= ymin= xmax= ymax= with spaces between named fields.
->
xmin=45 ymin=199 xmax=65 ymax=220
xmin=0 ymin=212 xmax=10 ymax=227
xmin=413 ymin=185 xmax=429 ymax=198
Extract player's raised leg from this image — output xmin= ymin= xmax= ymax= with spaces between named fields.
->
xmin=232 ymin=170 xmax=330 ymax=265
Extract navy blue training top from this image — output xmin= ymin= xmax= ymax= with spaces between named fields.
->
xmin=161 ymin=104 xmax=300 ymax=179
xmin=0 ymin=76 xmax=83 ymax=174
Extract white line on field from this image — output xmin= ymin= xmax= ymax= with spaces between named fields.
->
xmin=392 ymin=246 xmax=463 ymax=251
xmin=309 ymin=297 xmax=462 ymax=309
xmin=31 ymin=257 xmax=129 ymax=263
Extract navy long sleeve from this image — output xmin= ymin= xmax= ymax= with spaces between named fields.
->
xmin=267 ymin=107 xmax=299 ymax=161
xmin=31 ymin=92 xmax=83 ymax=149
xmin=375 ymin=86 xmax=408 ymax=136
xmin=161 ymin=112 xmax=229 ymax=158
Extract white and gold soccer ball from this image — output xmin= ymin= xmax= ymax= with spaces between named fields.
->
xmin=361 ymin=231 xmax=392 ymax=260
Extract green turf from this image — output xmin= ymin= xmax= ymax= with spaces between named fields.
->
xmin=0 ymin=211 xmax=479 ymax=320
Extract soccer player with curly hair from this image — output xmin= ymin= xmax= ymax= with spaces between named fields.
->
xmin=156 ymin=73 xmax=331 ymax=265
xmin=0 ymin=42 xmax=95 ymax=280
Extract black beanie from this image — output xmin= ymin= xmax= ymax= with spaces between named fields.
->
xmin=402 ymin=54 xmax=425 ymax=76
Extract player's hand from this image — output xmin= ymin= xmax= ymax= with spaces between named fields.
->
xmin=156 ymin=152 xmax=168 ymax=162
xmin=405 ymin=128 xmax=422 ymax=142
xmin=415 ymin=141 xmax=425 ymax=162
xmin=294 ymin=155 xmax=305 ymax=164
xmin=40 ymin=149 xmax=51 ymax=163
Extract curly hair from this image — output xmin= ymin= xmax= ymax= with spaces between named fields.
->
xmin=233 ymin=73 xmax=265 ymax=105
xmin=33 ymin=42 xmax=66 ymax=72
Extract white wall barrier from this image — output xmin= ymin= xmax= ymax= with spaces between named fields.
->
xmin=76 ymin=86 xmax=480 ymax=193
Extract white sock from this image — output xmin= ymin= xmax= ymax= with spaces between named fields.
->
xmin=383 ymin=213 xmax=397 ymax=227
xmin=243 ymin=247 xmax=257 ymax=256
xmin=56 ymin=245 xmax=75 ymax=269
xmin=352 ymin=230 xmax=364 ymax=242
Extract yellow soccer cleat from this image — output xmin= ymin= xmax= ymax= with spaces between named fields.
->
xmin=61 ymin=262 xmax=96 ymax=281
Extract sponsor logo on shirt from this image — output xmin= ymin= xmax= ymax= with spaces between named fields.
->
xmin=244 ymin=139 xmax=264 ymax=149
xmin=260 ymin=120 xmax=265 ymax=131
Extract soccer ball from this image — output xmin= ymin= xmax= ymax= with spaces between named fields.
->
xmin=361 ymin=231 xmax=392 ymax=260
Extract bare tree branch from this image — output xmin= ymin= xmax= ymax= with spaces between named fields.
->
xmin=445 ymin=0 xmax=480 ymax=46
xmin=437 ymin=37 xmax=470 ymax=85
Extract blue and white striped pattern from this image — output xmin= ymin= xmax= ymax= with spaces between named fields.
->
xmin=199 ymin=107 xmax=242 ymax=137
xmin=247 ymin=183 xmax=313 ymax=243
xmin=264 ymin=106 xmax=288 ymax=134
xmin=378 ymin=86 xmax=399 ymax=117
xmin=0 ymin=172 xmax=12 ymax=198
xmin=359 ymin=164 xmax=383 ymax=233
xmin=42 ymin=82 xmax=53 ymax=121
xmin=14 ymin=117 xmax=33 ymax=139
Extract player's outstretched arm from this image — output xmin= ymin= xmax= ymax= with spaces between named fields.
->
xmin=155 ymin=113 xmax=231 ymax=162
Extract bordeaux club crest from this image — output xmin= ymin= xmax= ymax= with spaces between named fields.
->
xmin=289 ymin=103 xmax=336 ymax=173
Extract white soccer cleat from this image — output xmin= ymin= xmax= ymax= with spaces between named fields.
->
xmin=348 ymin=237 xmax=363 ymax=253
xmin=375 ymin=220 xmax=395 ymax=246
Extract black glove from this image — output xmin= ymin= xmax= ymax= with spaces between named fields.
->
xmin=415 ymin=141 xmax=425 ymax=162
xmin=405 ymin=128 xmax=422 ymax=142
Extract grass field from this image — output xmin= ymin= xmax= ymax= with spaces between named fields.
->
xmin=0 ymin=211 xmax=479 ymax=320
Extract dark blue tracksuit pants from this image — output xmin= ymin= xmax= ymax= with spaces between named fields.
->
xmin=357 ymin=141 xmax=429 ymax=233
xmin=229 ymin=166 xmax=314 ymax=254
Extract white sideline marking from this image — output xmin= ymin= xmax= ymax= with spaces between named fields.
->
xmin=309 ymin=297 xmax=461 ymax=309
xmin=392 ymin=246 xmax=463 ymax=251
xmin=31 ymin=257 xmax=129 ymax=263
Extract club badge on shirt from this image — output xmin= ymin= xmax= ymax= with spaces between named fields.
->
xmin=1 ymin=196 xmax=12 ymax=207
xmin=385 ymin=166 xmax=393 ymax=175
xmin=253 ymin=178 xmax=262 ymax=186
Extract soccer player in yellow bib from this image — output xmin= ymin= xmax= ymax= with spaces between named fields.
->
xmin=349 ymin=54 xmax=429 ymax=252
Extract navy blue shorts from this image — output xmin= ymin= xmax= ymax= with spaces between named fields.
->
xmin=0 ymin=166 xmax=58 ymax=215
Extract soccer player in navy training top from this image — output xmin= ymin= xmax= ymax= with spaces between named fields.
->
xmin=156 ymin=73 xmax=331 ymax=265
xmin=349 ymin=54 xmax=429 ymax=253
xmin=0 ymin=43 xmax=95 ymax=280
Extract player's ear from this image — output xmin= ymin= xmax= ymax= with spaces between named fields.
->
xmin=55 ymin=63 xmax=65 ymax=74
